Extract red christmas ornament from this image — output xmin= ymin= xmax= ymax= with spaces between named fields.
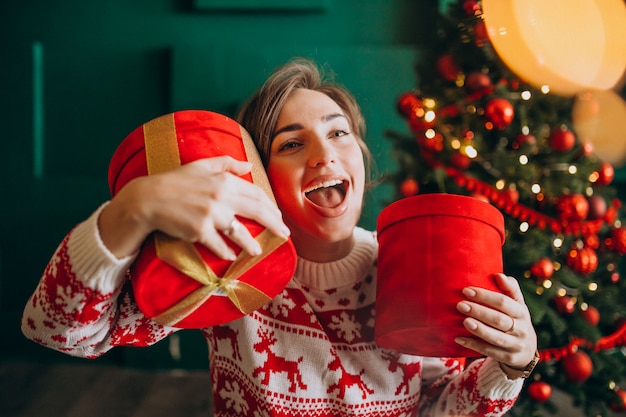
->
xmin=463 ymin=0 xmax=481 ymax=16
xmin=606 ymin=204 xmax=618 ymax=224
xmin=596 ymin=162 xmax=615 ymax=186
xmin=530 ymin=257 xmax=554 ymax=280
xmin=400 ymin=178 xmax=419 ymax=197
xmin=587 ymin=195 xmax=607 ymax=220
xmin=581 ymin=305 xmax=600 ymax=326
xmin=397 ymin=92 xmax=422 ymax=118
xmin=611 ymin=272 xmax=620 ymax=283
xmin=403 ymin=96 xmax=436 ymax=132
xmin=474 ymin=20 xmax=488 ymax=47
xmin=409 ymin=115 xmax=434 ymax=133
xmin=584 ymin=234 xmax=600 ymax=250
xmin=484 ymin=98 xmax=514 ymax=129
xmin=528 ymin=381 xmax=552 ymax=403
xmin=582 ymin=141 xmax=594 ymax=156
xmin=555 ymin=295 xmax=576 ymax=314
xmin=556 ymin=194 xmax=589 ymax=222
xmin=512 ymin=133 xmax=537 ymax=150
xmin=436 ymin=54 xmax=462 ymax=82
xmin=567 ymin=246 xmax=598 ymax=275
xmin=610 ymin=388 xmax=626 ymax=412
xmin=418 ymin=132 xmax=444 ymax=153
xmin=609 ymin=227 xmax=626 ymax=255
xmin=561 ymin=350 xmax=593 ymax=383
xmin=549 ymin=126 xmax=576 ymax=152
xmin=465 ymin=71 xmax=492 ymax=95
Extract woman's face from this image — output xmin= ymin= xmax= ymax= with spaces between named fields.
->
xmin=267 ymin=88 xmax=365 ymax=260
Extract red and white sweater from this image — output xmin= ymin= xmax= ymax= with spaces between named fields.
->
xmin=22 ymin=204 xmax=523 ymax=417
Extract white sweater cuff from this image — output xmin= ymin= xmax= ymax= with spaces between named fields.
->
xmin=477 ymin=357 xmax=524 ymax=399
xmin=67 ymin=202 xmax=136 ymax=293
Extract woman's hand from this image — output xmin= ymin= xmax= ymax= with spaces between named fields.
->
xmin=99 ymin=156 xmax=290 ymax=260
xmin=454 ymin=273 xmax=538 ymax=374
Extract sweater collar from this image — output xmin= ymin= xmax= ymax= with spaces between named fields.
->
xmin=293 ymin=227 xmax=377 ymax=290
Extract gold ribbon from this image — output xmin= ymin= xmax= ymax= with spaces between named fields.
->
xmin=141 ymin=112 xmax=287 ymax=326
xmin=152 ymin=230 xmax=285 ymax=326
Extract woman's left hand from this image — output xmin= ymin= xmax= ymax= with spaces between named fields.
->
xmin=454 ymin=273 xmax=537 ymax=370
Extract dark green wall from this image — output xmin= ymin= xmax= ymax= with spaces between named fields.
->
xmin=0 ymin=0 xmax=436 ymax=367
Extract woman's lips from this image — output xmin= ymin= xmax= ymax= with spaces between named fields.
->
xmin=303 ymin=177 xmax=350 ymax=216
xmin=305 ymin=179 xmax=346 ymax=208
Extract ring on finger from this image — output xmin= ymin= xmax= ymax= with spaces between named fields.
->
xmin=223 ymin=218 xmax=243 ymax=237
xmin=505 ymin=317 xmax=515 ymax=333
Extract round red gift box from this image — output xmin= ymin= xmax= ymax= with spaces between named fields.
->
xmin=375 ymin=193 xmax=505 ymax=357
xmin=108 ymin=110 xmax=297 ymax=329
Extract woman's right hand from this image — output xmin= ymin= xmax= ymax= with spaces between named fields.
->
xmin=98 ymin=156 xmax=290 ymax=260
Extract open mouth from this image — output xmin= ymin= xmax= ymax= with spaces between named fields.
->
xmin=304 ymin=179 xmax=347 ymax=208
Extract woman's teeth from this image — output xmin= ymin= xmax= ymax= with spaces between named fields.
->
xmin=304 ymin=179 xmax=344 ymax=194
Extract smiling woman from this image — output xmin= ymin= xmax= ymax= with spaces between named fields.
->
xmin=21 ymin=57 xmax=536 ymax=417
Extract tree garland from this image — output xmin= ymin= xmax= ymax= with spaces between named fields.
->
xmin=443 ymin=165 xmax=619 ymax=237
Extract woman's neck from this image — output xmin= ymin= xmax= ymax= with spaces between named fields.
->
xmin=291 ymin=233 xmax=356 ymax=263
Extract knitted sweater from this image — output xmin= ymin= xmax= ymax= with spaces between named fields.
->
xmin=22 ymin=204 xmax=523 ymax=417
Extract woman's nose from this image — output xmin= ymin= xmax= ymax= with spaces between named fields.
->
xmin=308 ymin=139 xmax=336 ymax=167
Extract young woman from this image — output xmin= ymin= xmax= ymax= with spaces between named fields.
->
xmin=22 ymin=58 xmax=537 ymax=416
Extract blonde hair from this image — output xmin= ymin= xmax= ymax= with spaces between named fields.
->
xmin=237 ymin=58 xmax=372 ymax=178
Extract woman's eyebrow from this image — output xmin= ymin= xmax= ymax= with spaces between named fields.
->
xmin=322 ymin=113 xmax=347 ymax=123
xmin=272 ymin=123 xmax=303 ymax=139
xmin=272 ymin=113 xmax=347 ymax=139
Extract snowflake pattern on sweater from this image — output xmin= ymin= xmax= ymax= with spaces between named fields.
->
xmin=21 ymin=206 xmax=523 ymax=417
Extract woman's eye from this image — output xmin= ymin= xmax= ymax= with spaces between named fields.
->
xmin=331 ymin=129 xmax=350 ymax=138
xmin=277 ymin=140 xmax=301 ymax=152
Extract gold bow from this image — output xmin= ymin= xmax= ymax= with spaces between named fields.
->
xmin=152 ymin=230 xmax=285 ymax=326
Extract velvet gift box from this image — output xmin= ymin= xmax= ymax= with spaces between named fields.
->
xmin=108 ymin=110 xmax=297 ymax=329
xmin=375 ymin=193 xmax=505 ymax=357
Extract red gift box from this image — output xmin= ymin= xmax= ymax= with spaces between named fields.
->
xmin=375 ymin=193 xmax=505 ymax=357
xmin=108 ymin=110 xmax=297 ymax=329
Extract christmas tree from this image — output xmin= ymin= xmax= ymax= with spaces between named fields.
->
xmin=386 ymin=1 xmax=626 ymax=415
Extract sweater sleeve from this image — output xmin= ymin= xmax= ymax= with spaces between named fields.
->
xmin=21 ymin=203 xmax=177 ymax=358
xmin=419 ymin=356 xmax=523 ymax=417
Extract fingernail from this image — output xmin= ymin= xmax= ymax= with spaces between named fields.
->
xmin=463 ymin=288 xmax=477 ymax=298
xmin=457 ymin=302 xmax=471 ymax=313
xmin=281 ymin=225 xmax=291 ymax=237
xmin=465 ymin=318 xmax=478 ymax=330
xmin=455 ymin=337 xmax=466 ymax=346
xmin=224 ymin=250 xmax=237 ymax=261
